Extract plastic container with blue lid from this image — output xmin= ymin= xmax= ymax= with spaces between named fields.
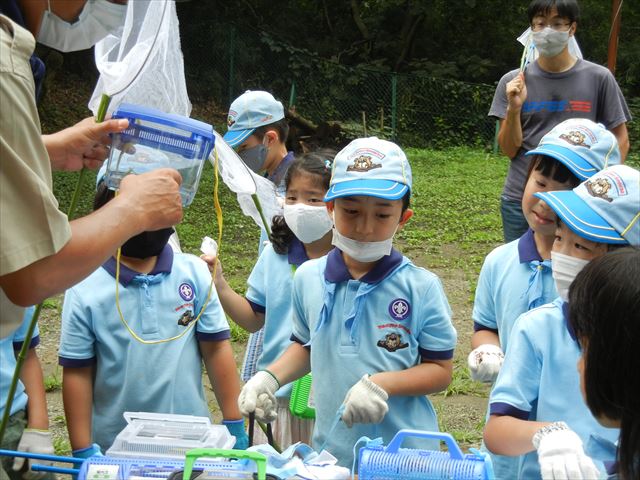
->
xmin=105 ymin=104 xmax=215 ymax=206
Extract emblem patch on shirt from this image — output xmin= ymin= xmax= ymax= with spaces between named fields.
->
xmin=177 ymin=310 xmax=195 ymax=327
xmin=377 ymin=332 xmax=408 ymax=352
xmin=179 ymin=282 xmax=195 ymax=301
xmin=346 ymin=155 xmax=382 ymax=173
xmin=559 ymin=130 xmax=590 ymax=148
xmin=388 ymin=298 xmax=410 ymax=320
xmin=585 ymin=177 xmax=613 ymax=202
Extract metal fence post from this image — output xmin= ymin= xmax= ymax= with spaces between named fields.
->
xmin=228 ymin=25 xmax=236 ymax=106
xmin=391 ymin=74 xmax=397 ymax=142
xmin=493 ymin=120 xmax=500 ymax=154
xmin=289 ymin=80 xmax=296 ymax=109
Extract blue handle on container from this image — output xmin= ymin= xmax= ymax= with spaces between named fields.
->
xmin=385 ymin=430 xmax=464 ymax=460
xmin=113 ymin=103 xmax=214 ymax=140
xmin=31 ymin=464 xmax=80 ymax=475
xmin=0 ymin=449 xmax=83 ymax=464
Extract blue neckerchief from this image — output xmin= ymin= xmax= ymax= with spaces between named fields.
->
xmin=518 ymin=229 xmax=551 ymax=310
xmin=522 ymin=259 xmax=552 ymax=310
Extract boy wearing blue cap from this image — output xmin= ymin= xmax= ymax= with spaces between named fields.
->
xmin=237 ymin=137 xmax=457 ymax=466
xmin=223 ymin=90 xmax=293 ymax=194
xmin=484 ymin=164 xmax=639 ymax=479
xmin=469 ymin=118 xmax=621 ymax=479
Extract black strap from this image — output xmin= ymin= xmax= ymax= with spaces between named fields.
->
xmin=248 ymin=412 xmax=255 ymax=447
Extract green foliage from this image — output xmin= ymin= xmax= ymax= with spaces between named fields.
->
xmin=44 ymin=371 xmax=62 ymax=392
xmin=53 ymin=436 xmax=71 ymax=457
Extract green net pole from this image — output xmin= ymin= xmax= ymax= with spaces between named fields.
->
xmin=391 ymin=74 xmax=398 ymax=142
xmin=228 ymin=25 xmax=236 ymax=106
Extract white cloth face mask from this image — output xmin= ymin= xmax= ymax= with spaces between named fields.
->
xmin=551 ymin=251 xmax=590 ymax=302
xmin=532 ymin=27 xmax=570 ymax=58
xmin=331 ymin=227 xmax=394 ymax=263
xmin=37 ymin=0 xmax=127 ymax=52
xmin=283 ymin=203 xmax=333 ymax=244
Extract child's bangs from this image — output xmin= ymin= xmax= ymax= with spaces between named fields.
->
xmin=529 ymin=155 xmax=580 ymax=187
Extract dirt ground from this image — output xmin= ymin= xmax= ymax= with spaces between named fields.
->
xmin=34 ymin=247 xmax=489 ymax=465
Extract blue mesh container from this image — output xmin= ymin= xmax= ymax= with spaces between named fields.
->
xmin=358 ymin=430 xmax=494 ymax=480
xmin=105 ymin=104 xmax=215 ymax=206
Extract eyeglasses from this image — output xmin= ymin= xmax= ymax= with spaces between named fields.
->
xmin=531 ymin=20 xmax=572 ymax=32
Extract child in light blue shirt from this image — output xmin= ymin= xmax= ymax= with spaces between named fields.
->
xmin=470 ymin=118 xmax=622 ymax=479
xmin=484 ymin=165 xmax=639 ymax=479
xmin=237 ymin=137 xmax=457 ymax=467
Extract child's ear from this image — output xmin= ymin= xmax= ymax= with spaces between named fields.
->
xmin=264 ymin=129 xmax=279 ymax=146
xmin=325 ymin=201 xmax=334 ymax=215
xmin=397 ymin=208 xmax=413 ymax=231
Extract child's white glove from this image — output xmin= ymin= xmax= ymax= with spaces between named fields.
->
xmin=533 ymin=421 xmax=601 ymax=480
xmin=13 ymin=429 xmax=54 ymax=479
xmin=238 ymin=370 xmax=280 ymax=423
xmin=341 ymin=374 xmax=389 ymax=427
xmin=467 ymin=344 xmax=504 ymax=383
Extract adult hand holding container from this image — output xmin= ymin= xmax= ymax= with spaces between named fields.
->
xmin=104 ymin=104 xmax=215 ymax=207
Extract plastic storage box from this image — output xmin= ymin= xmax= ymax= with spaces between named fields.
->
xmin=106 ymin=412 xmax=235 ymax=460
xmin=358 ymin=430 xmax=494 ymax=480
xmin=105 ymin=104 xmax=215 ymax=206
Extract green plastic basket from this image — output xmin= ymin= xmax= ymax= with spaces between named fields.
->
xmin=289 ymin=373 xmax=315 ymax=419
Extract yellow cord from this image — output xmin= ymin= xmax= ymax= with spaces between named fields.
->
xmin=113 ymin=146 xmax=223 ymax=344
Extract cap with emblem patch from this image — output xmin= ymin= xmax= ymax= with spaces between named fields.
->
xmin=526 ymin=118 xmax=621 ymax=181
xmin=222 ymin=90 xmax=285 ymax=149
xmin=535 ymin=165 xmax=640 ymax=245
xmin=324 ymin=137 xmax=412 ymax=201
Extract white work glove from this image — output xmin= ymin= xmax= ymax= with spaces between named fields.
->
xmin=238 ymin=370 xmax=280 ymax=423
xmin=533 ymin=422 xmax=601 ymax=480
xmin=341 ymin=374 xmax=389 ymax=427
xmin=467 ymin=344 xmax=504 ymax=383
xmin=13 ymin=429 xmax=54 ymax=479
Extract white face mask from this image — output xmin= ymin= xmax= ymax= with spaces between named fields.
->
xmin=283 ymin=203 xmax=333 ymax=244
xmin=37 ymin=0 xmax=127 ymax=52
xmin=532 ymin=27 xmax=571 ymax=58
xmin=331 ymin=228 xmax=394 ymax=263
xmin=551 ymin=251 xmax=591 ymax=302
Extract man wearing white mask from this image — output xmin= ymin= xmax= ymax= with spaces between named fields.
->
xmin=489 ymin=0 xmax=631 ymax=243
xmin=18 ymin=0 xmax=126 ymax=52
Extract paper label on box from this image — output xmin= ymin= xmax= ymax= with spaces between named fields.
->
xmin=86 ymin=464 xmax=119 ymax=480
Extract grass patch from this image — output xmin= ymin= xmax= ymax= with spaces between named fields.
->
xmin=44 ymin=370 xmax=62 ymax=392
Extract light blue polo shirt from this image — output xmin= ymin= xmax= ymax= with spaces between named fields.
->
xmin=472 ymin=229 xmax=557 ymax=352
xmin=0 ymin=307 xmax=38 ymax=417
xmin=245 ymin=237 xmax=309 ymax=398
xmin=291 ymin=248 xmax=457 ymax=467
xmin=58 ymin=246 xmax=231 ymax=451
xmin=490 ymin=298 xmax=620 ymax=479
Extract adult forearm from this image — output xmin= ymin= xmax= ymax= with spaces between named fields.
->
xmin=1 ymin=196 xmax=155 ymax=306
xmin=484 ymin=414 xmax=548 ymax=456
xmin=371 ymin=360 xmax=452 ymax=397
xmin=498 ymin=112 xmax=523 ymax=159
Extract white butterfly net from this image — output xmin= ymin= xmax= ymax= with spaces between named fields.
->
xmin=88 ymin=0 xmax=191 ymax=116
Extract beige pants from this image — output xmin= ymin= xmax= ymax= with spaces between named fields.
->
xmin=250 ymin=397 xmax=314 ymax=450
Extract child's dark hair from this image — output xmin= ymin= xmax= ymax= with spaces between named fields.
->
xmin=525 ymin=154 xmax=581 ymax=188
xmin=94 ymin=181 xmax=115 ymax=211
xmin=270 ymin=149 xmax=335 ymax=254
xmin=569 ymin=247 xmax=640 ymax=480
xmin=527 ymin=0 xmax=580 ymax=24
xmin=254 ymin=118 xmax=290 ymax=144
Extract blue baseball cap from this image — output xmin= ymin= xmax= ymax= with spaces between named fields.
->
xmin=526 ymin=118 xmax=621 ymax=181
xmin=324 ymin=137 xmax=412 ymax=201
xmin=222 ymin=90 xmax=285 ymax=149
xmin=535 ymin=165 xmax=640 ymax=246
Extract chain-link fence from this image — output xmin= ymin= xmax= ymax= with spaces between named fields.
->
xmin=180 ymin=19 xmax=497 ymax=150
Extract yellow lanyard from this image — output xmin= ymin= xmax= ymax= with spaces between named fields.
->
xmin=114 ymin=147 xmax=224 ymax=344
